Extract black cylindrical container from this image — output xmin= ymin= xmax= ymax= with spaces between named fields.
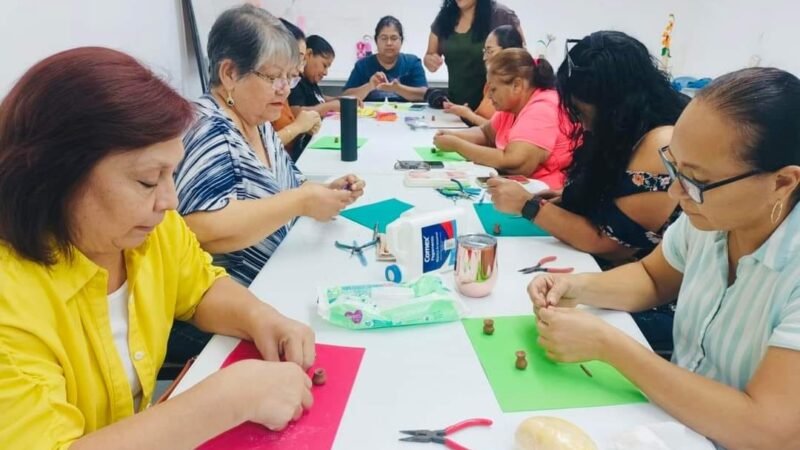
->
xmin=340 ymin=96 xmax=357 ymax=161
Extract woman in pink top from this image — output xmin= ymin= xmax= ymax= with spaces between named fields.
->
xmin=433 ymin=48 xmax=575 ymax=189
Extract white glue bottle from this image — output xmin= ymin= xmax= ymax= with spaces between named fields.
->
xmin=384 ymin=208 xmax=461 ymax=283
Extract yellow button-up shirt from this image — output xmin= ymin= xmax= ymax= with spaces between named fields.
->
xmin=0 ymin=211 xmax=226 ymax=449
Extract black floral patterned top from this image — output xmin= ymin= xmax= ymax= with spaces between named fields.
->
xmin=587 ymin=170 xmax=681 ymax=254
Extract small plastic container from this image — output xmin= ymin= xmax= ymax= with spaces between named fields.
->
xmin=385 ymin=208 xmax=461 ymax=283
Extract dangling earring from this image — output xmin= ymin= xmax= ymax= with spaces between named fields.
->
xmin=770 ymin=199 xmax=784 ymax=224
xmin=225 ymin=90 xmax=235 ymax=107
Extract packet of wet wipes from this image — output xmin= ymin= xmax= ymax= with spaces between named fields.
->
xmin=317 ymin=275 xmax=466 ymax=330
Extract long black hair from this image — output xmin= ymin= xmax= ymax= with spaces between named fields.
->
xmin=432 ymin=0 xmax=494 ymax=43
xmin=558 ymin=31 xmax=689 ymax=216
xmin=697 ymin=67 xmax=800 ymax=205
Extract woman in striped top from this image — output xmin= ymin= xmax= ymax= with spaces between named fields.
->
xmin=528 ymin=68 xmax=800 ymax=449
xmin=176 ymin=5 xmax=365 ymax=287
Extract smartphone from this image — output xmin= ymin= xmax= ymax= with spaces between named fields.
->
xmin=409 ymin=104 xmax=426 ymax=111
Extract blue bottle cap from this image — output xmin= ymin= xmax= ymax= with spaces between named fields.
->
xmin=385 ymin=264 xmax=402 ymax=283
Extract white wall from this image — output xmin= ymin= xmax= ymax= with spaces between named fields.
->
xmin=1 ymin=0 xmax=798 ymax=98
xmin=0 ymin=0 xmax=202 ymax=96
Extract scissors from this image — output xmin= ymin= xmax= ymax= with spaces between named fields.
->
xmin=399 ymin=418 xmax=493 ymax=450
xmin=518 ymin=256 xmax=575 ymax=274
xmin=334 ymin=224 xmax=379 ymax=266
xmin=436 ymin=179 xmax=482 ymax=204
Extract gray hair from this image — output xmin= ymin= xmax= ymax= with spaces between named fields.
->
xmin=207 ymin=4 xmax=298 ymax=87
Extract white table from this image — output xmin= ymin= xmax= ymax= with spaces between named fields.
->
xmin=297 ymin=105 xmax=492 ymax=177
xmin=171 ymin=173 xmax=687 ymax=449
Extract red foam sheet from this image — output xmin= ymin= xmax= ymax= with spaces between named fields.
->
xmin=197 ymin=340 xmax=365 ymax=450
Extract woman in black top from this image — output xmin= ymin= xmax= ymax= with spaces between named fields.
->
xmin=289 ymin=35 xmax=341 ymax=116
xmin=488 ymin=31 xmax=689 ymax=352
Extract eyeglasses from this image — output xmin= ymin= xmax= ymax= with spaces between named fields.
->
xmin=482 ymin=46 xmax=501 ymax=57
xmin=251 ymin=70 xmax=298 ymax=91
xmin=658 ymin=145 xmax=762 ymax=204
xmin=564 ymin=38 xmax=587 ymax=78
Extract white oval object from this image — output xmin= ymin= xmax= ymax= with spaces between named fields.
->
xmin=514 ymin=416 xmax=598 ymax=450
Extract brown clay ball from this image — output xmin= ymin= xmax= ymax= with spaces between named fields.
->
xmin=312 ymin=368 xmax=327 ymax=386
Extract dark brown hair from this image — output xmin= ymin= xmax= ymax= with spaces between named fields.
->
xmin=0 ymin=47 xmax=194 ymax=264
xmin=696 ymin=67 xmax=800 ymax=205
xmin=488 ymin=48 xmax=555 ymax=89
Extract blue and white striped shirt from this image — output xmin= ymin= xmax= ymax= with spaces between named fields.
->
xmin=662 ymin=207 xmax=800 ymax=391
xmin=176 ymin=94 xmax=304 ymax=286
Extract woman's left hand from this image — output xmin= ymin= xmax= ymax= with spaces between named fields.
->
xmin=536 ymin=306 xmax=620 ymax=363
xmin=433 ymin=132 xmax=460 ymax=152
xmin=329 ymin=174 xmax=366 ymax=199
xmin=249 ymin=308 xmax=317 ymax=370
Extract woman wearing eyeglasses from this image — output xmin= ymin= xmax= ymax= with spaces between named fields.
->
xmin=272 ymin=18 xmax=322 ymax=156
xmin=425 ymin=0 xmax=524 ymax=110
xmin=173 ymin=6 xmax=365 ymax=363
xmin=176 ymin=5 xmax=365 ymax=288
xmin=528 ymin=67 xmax=800 ymax=449
xmin=342 ymin=16 xmax=428 ymax=102
xmin=442 ymin=24 xmax=524 ymax=127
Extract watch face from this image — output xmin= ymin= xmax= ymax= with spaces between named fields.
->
xmin=522 ymin=198 xmax=542 ymax=220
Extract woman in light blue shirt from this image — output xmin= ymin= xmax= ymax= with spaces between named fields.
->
xmin=527 ymin=67 xmax=800 ymax=449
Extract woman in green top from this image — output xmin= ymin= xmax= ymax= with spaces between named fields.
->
xmin=425 ymin=0 xmax=524 ymax=110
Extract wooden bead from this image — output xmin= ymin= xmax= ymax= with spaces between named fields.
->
xmin=515 ymin=350 xmax=528 ymax=370
xmin=312 ymin=368 xmax=327 ymax=386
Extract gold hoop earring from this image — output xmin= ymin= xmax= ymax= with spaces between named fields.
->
xmin=770 ymin=200 xmax=784 ymax=224
xmin=225 ymin=90 xmax=235 ymax=107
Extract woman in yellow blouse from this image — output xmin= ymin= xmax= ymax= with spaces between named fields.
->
xmin=0 ymin=47 xmax=315 ymax=449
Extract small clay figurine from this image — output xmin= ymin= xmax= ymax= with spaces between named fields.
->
xmin=515 ymin=350 xmax=528 ymax=370
xmin=483 ymin=318 xmax=495 ymax=335
xmin=431 ymin=115 xmax=436 ymax=122
xmin=431 ymin=147 xmax=437 ymax=153
xmin=334 ymin=136 xmax=340 ymax=144
xmin=492 ymin=223 xmax=502 ymax=235
xmin=312 ymin=368 xmax=327 ymax=386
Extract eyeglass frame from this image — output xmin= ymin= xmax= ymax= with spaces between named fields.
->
xmin=564 ymin=38 xmax=587 ymax=78
xmin=658 ymin=145 xmax=763 ymax=204
xmin=251 ymin=70 xmax=300 ymax=91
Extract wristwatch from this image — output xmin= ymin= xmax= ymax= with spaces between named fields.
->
xmin=521 ymin=196 xmax=545 ymax=221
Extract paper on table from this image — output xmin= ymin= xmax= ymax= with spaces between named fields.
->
xmin=309 ymin=135 xmax=368 ymax=150
xmin=462 ymin=315 xmax=647 ymax=412
xmin=473 ymin=203 xmax=550 ymax=237
xmin=413 ymin=146 xmax=467 ymax=162
xmin=197 ymin=340 xmax=365 ymax=450
xmin=339 ymin=198 xmax=413 ymax=233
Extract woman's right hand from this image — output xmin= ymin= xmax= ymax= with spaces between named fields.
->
xmin=226 ymin=359 xmax=313 ymax=431
xmin=298 ymin=182 xmax=354 ymax=221
xmin=295 ymin=110 xmax=321 ymax=134
xmin=527 ymin=274 xmax=582 ymax=314
xmin=424 ymin=53 xmax=444 ymax=72
xmin=442 ymin=101 xmax=471 ymax=118
xmin=369 ymin=72 xmax=389 ymax=89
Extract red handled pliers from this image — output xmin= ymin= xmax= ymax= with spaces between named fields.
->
xmin=518 ymin=255 xmax=575 ymax=274
xmin=399 ymin=418 xmax=493 ymax=450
